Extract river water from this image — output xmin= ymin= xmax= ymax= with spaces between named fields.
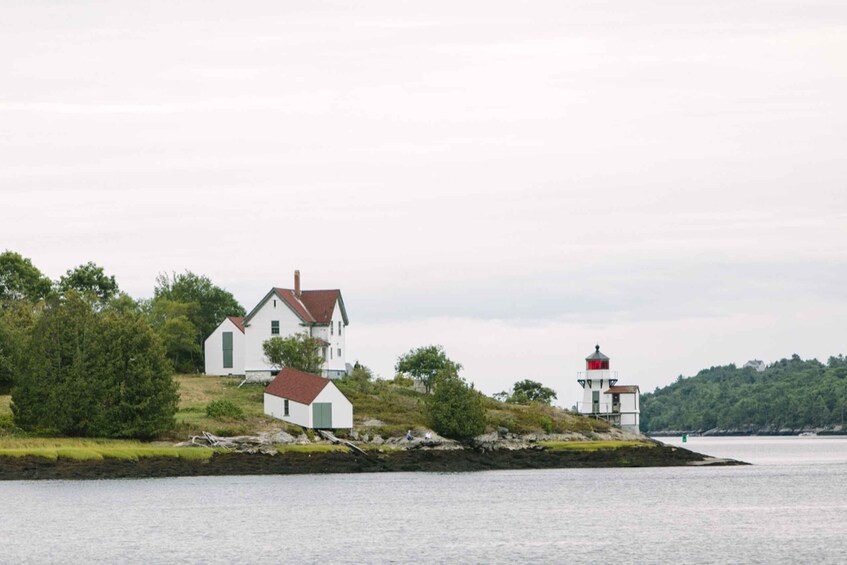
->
xmin=1 ymin=437 xmax=846 ymax=564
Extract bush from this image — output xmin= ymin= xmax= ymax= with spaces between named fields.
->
xmin=205 ymin=400 xmax=245 ymax=420
xmin=426 ymin=374 xmax=485 ymax=440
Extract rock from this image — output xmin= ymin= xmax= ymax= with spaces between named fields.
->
xmin=271 ymin=430 xmax=296 ymax=444
xmin=371 ymin=435 xmax=384 ymax=445
xmin=497 ymin=427 xmax=509 ymax=438
xmin=350 ymin=430 xmax=359 ymax=440
xmin=361 ymin=434 xmax=370 ymax=443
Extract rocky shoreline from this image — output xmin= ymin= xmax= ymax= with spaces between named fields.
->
xmin=0 ymin=436 xmax=745 ymax=481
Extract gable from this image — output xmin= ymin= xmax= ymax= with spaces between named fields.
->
xmin=244 ymin=287 xmax=349 ymax=327
xmin=227 ymin=316 xmax=245 ymax=333
xmin=300 ymin=290 xmax=348 ymax=325
xmin=243 ymin=288 xmax=312 ymax=326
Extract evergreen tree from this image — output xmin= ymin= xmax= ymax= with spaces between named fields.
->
xmin=11 ymin=292 xmax=178 ymax=438
xmin=425 ymin=369 xmax=485 ymax=440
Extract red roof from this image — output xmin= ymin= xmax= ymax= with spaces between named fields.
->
xmin=604 ymin=385 xmax=640 ymax=394
xmin=265 ymin=368 xmax=331 ymax=405
xmin=300 ymin=290 xmax=342 ymax=323
xmin=227 ymin=316 xmax=245 ymax=333
xmin=273 ymin=288 xmax=316 ymax=323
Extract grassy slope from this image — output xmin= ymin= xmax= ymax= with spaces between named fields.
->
xmin=1 ymin=375 xmax=625 ymax=458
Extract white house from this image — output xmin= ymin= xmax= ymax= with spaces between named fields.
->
xmin=264 ymin=367 xmax=353 ymax=429
xmin=576 ymin=345 xmax=641 ymax=433
xmin=204 ymin=270 xmax=350 ymax=380
xmin=203 ymin=316 xmax=245 ymax=376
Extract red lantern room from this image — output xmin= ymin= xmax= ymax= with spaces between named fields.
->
xmin=586 ymin=345 xmax=610 ymax=371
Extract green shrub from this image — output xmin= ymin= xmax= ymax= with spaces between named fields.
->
xmin=426 ymin=374 xmax=485 ymax=440
xmin=205 ymin=400 xmax=245 ymax=420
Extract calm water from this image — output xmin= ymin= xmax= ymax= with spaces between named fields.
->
xmin=2 ymin=438 xmax=847 ymax=564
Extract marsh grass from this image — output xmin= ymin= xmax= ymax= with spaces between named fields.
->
xmin=539 ymin=440 xmax=652 ymax=452
xmin=0 ymin=437 xmax=222 ymax=460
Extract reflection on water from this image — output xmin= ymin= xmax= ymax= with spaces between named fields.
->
xmin=1 ymin=438 xmax=846 ymax=564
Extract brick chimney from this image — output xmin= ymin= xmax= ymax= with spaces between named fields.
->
xmin=294 ymin=270 xmax=301 ymax=298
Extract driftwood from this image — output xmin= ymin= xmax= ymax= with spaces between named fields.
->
xmin=180 ymin=432 xmax=277 ymax=455
xmin=316 ymin=430 xmax=369 ymax=457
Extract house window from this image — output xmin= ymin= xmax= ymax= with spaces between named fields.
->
xmin=330 ymin=323 xmax=334 ymax=336
xmin=322 ymin=347 xmax=327 ymax=360
xmin=273 ymin=299 xmax=277 ymax=308
xmin=330 ymin=348 xmax=333 ymax=360
xmin=271 ymin=320 xmax=279 ymax=335
xmin=284 ymin=399 xmax=289 ymax=416
xmin=338 ymin=321 xmax=342 ymax=335
xmin=337 ymin=347 xmax=341 ymax=358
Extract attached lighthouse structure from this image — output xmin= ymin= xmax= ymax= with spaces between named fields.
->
xmin=577 ymin=345 xmax=640 ymax=433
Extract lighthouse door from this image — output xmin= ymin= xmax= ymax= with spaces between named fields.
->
xmin=592 ymin=391 xmax=600 ymax=413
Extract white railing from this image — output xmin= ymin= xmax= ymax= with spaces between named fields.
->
xmin=575 ymin=371 xmax=619 ymax=380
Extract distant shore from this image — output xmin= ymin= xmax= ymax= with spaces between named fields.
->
xmin=648 ymin=429 xmax=847 ymax=437
xmin=0 ymin=442 xmax=744 ymax=481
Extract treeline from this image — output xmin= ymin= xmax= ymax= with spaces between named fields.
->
xmin=0 ymin=250 xmax=245 ymax=437
xmin=641 ymin=355 xmax=847 ymax=432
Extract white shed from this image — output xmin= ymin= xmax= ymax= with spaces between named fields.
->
xmin=203 ymin=316 xmax=245 ymax=376
xmin=603 ymin=385 xmax=641 ymax=432
xmin=264 ymin=368 xmax=353 ymax=429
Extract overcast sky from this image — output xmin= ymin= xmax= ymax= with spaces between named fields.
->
xmin=3 ymin=0 xmax=846 ymax=407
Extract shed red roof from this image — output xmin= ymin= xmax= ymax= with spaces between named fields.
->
xmin=265 ymin=368 xmax=331 ymax=405
xmin=604 ymin=385 xmax=640 ymax=394
xmin=227 ymin=316 xmax=245 ymax=333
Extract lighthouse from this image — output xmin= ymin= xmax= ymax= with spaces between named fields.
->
xmin=576 ymin=345 xmax=641 ymax=433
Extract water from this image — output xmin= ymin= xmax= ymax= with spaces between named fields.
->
xmin=2 ymin=438 xmax=847 ymax=564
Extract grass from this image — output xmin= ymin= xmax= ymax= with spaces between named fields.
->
xmin=171 ymin=375 xmax=287 ymax=439
xmin=336 ymin=377 xmax=613 ymax=438
xmin=0 ymin=437 xmax=223 ymax=460
xmin=539 ymin=440 xmax=652 ymax=452
xmin=1 ymin=374 xmax=630 ymax=445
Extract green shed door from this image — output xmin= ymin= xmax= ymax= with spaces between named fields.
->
xmin=222 ymin=331 xmax=233 ymax=369
xmin=312 ymin=403 xmax=332 ymax=429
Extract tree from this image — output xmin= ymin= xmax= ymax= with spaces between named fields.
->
xmin=0 ymin=300 xmax=38 ymax=392
xmin=425 ymin=369 xmax=485 ymax=440
xmin=11 ymin=291 xmax=179 ymax=438
xmin=0 ymin=251 xmax=52 ymax=303
xmin=57 ymin=261 xmax=119 ymax=301
xmin=153 ymin=271 xmax=245 ymax=340
xmin=152 ymin=271 xmax=245 ymax=372
xmin=263 ymin=333 xmax=325 ymax=374
xmin=499 ymin=379 xmax=558 ymax=405
xmin=395 ymin=345 xmax=462 ymax=394
xmin=158 ymin=316 xmax=201 ymax=373
xmin=350 ymin=361 xmax=373 ymax=382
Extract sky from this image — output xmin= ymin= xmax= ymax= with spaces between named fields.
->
xmin=2 ymin=0 xmax=846 ymax=408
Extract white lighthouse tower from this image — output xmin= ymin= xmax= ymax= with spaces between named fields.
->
xmin=577 ymin=345 xmax=641 ymax=433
